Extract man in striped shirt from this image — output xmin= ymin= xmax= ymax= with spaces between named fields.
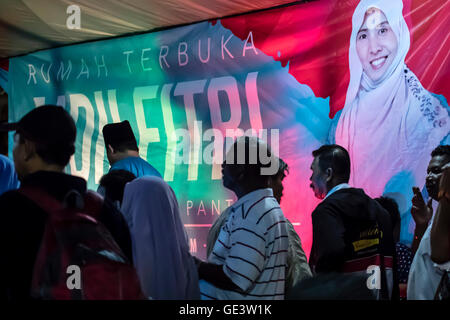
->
xmin=195 ymin=136 xmax=289 ymax=300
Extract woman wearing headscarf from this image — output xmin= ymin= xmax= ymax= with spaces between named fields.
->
xmin=121 ymin=176 xmax=200 ymax=299
xmin=335 ymin=0 xmax=450 ymax=199
xmin=0 ymin=154 xmax=19 ymax=196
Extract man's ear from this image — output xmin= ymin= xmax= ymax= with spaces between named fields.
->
xmin=234 ymin=166 xmax=246 ymax=183
xmin=107 ymin=144 xmax=115 ymax=154
xmin=267 ymin=176 xmax=274 ymax=187
xmin=326 ymin=167 xmax=333 ymax=182
xmin=23 ymin=139 xmax=36 ymax=161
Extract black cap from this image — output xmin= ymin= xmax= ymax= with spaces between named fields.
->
xmin=102 ymin=120 xmax=137 ymax=149
xmin=0 ymin=105 xmax=76 ymax=151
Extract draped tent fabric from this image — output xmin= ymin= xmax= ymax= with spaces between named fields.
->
xmin=0 ymin=0 xmax=297 ymax=59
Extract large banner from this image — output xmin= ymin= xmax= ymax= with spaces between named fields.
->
xmin=8 ymin=0 xmax=450 ymax=260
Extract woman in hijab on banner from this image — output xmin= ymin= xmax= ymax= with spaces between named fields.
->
xmin=335 ymin=0 xmax=450 ymax=200
xmin=121 ymin=176 xmax=200 ymax=300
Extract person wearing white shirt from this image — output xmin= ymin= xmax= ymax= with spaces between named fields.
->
xmin=194 ymin=136 xmax=289 ymax=300
xmin=407 ymin=145 xmax=450 ymax=300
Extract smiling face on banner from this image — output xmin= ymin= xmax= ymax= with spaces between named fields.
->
xmin=335 ymin=0 xmax=450 ymax=247
xmin=356 ymin=8 xmax=398 ymax=83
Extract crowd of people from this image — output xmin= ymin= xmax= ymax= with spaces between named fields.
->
xmin=0 ymin=104 xmax=448 ymax=301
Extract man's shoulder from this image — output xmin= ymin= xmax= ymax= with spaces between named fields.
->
xmin=329 ymin=187 xmax=366 ymax=199
xmin=123 ymin=156 xmax=151 ymax=167
xmin=314 ymin=188 xmax=382 ymax=217
xmin=113 ymin=156 xmax=141 ymax=167
xmin=0 ymin=189 xmax=26 ymax=206
xmin=0 ymin=189 xmax=46 ymax=222
xmin=312 ymin=191 xmax=354 ymax=220
xmin=113 ymin=156 xmax=161 ymax=177
xmin=240 ymin=194 xmax=282 ymax=222
xmin=136 ymin=157 xmax=161 ymax=175
xmin=312 ymin=196 xmax=342 ymax=215
xmin=315 ymin=188 xmax=370 ymax=210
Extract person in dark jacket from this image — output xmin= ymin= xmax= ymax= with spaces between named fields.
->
xmin=0 ymin=105 xmax=132 ymax=300
xmin=375 ymin=196 xmax=412 ymax=300
xmin=308 ymin=144 xmax=397 ymax=300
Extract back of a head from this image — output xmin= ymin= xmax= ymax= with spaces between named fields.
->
xmin=269 ymin=157 xmax=289 ymax=203
xmin=224 ymin=136 xmax=278 ymax=187
xmin=122 ymin=176 xmax=177 ymax=213
xmin=103 ymin=121 xmax=138 ymax=152
xmin=375 ymin=196 xmax=400 ymax=229
xmin=431 ymin=145 xmax=450 ymax=163
xmin=312 ymin=144 xmax=351 ymax=183
xmin=99 ymin=169 xmax=136 ymax=204
xmin=15 ymin=105 xmax=76 ymax=167
xmin=120 ymin=176 xmax=197 ymax=299
xmin=275 ymin=157 xmax=289 ymax=178
xmin=121 ymin=176 xmax=186 ymax=250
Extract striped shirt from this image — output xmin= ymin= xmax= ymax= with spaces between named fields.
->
xmin=200 ymin=188 xmax=289 ymax=300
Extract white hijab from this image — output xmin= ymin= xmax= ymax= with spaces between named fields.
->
xmin=121 ymin=176 xmax=200 ymax=300
xmin=335 ymin=0 xmax=450 ymax=198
